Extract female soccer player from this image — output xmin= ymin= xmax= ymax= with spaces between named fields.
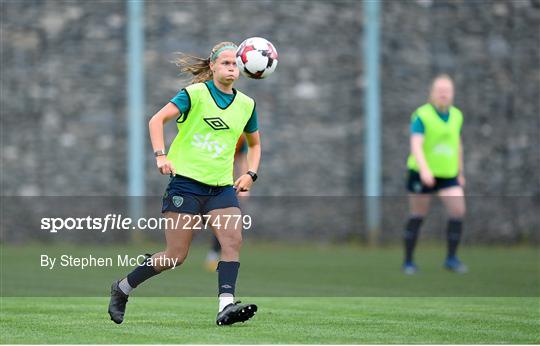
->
xmin=108 ymin=42 xmax=260 ymax=325
xmin=403 ymin=74 xmax=467 ymax=275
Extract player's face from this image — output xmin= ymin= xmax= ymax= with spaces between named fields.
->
xmin=430 ymin=79 xmax=454 ymax=109
xmin=212 ymin=50 xmax=239 ymax=85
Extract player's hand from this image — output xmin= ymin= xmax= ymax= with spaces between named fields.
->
xmin=233 ymin=174 xmax=253 ymax=194
xmin=458 ymin=173 xmax=466 ymax=188
xmin=156 ymin=156 xmax=176 ymax=176
xmin=420 ymin=168 xmax=435 ymax=187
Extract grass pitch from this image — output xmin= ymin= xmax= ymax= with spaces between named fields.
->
xmin=1 ymin=297 xmax=538 ymax=344
xmin=1 ymin=243 xmax=539 ymax=343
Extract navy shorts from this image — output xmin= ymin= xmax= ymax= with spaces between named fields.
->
xmin=162 ymin=175 xmax=240 ymax=215
xmin=406 ymin=170 xmax=459 ymax=194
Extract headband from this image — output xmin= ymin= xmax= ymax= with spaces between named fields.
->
xmin=210 ymin=45 xmax=237 ymax=62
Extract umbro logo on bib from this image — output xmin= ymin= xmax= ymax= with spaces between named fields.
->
xmin=204 ymin=117 xmax=230 ymax=130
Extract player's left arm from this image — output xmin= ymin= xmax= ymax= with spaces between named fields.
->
xmin=234 ymin=131 xmax=261 ymax=193
xmin=457 ymin=113 xmax=465 ymax=187
xmin=458 ymin=137 xmax=465 ymax=187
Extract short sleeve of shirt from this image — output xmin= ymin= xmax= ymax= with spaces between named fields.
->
xmin=169 ymin=89 xmax=191 ymax=115
xmin=410 ymin=114 xmax=425 ymax=134
xmin=244 ymin=105 xmax=258 ymax=133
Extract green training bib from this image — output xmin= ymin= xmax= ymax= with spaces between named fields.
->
xmin=167 ymin=83 xmax=255 ymax=186
xmin=407 ymin=103 xmax=463 ymax=178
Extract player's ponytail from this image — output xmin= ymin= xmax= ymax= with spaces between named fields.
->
xmin=173 ymin=41 xmax=237 ymax=84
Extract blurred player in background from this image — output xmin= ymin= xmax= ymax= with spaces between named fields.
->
xmin=403 ymin=74 xmax=467 ymax=275
xmin=205 ymin=135 xmax=250 ymax=271
xmin=108 ymin=42 xmax=260 ymax=325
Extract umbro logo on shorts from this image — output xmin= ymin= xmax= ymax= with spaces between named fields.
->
xmin=204 ymin=117 xmax=230 ymax=130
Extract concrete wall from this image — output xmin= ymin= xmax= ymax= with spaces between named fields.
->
xmin=2 ymin=0 xmax=539 ymax=242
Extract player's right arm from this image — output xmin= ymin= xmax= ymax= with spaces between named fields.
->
xmin=410 ymin=113 xmax=435 ymax=187
xmin=148 ymin=102 xmax=180 ymax=175
xmin=410 ymin=134 xmax=435 ymax=187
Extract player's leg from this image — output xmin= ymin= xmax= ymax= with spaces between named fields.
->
xmin=209 ymin=207 xmax=243 ymax=261
xmin=108 ymin=211 xmax=197 ymax=324
xmin=403 ymin=170 xmax=432 ymax=274
xmin=204 ymin=185 xmax=257 ymax=325
xmin=438 ymin=185 xmax=468 ymax=273
xmin=404 ymin=193 xmax=431 ymax=273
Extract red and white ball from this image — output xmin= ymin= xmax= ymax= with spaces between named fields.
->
xmin=236 ymin=37 xmax=278 ymax=79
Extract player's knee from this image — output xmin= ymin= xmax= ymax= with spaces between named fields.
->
xmin=451 ymin=207 xmax=466 ymax=219
xmin=220 ymin=235 xmax=242 ymax=254
xmin=448 ymin=202 xmax=466 ymax=219
xmin=164 ymin=250 xmax=188 ymax=268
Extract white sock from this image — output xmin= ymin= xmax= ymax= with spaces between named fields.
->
xmin=218 ymin=293 xmax=234 ymax=312
xmin=118 ymin=278 xmax=133 ymax=295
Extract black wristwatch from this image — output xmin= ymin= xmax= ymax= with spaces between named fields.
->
xmin=246 ymin=170 xmax=258 ymax=182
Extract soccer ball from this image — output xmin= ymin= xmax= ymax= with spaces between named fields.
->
xmin=236 ymin=37 xmax=278 ymax=79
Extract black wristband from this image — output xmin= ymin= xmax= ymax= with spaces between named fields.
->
xmin=246 ymin=170 xmax=258 ymax=182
